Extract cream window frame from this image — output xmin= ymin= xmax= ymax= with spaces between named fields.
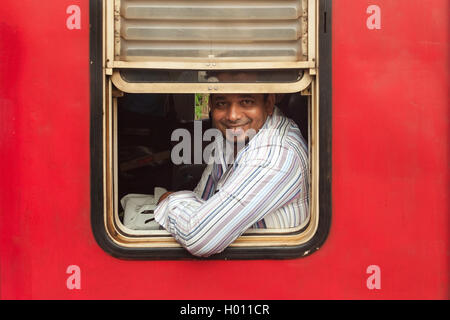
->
xmin=101 ymin=0 xmax=321 ymax=253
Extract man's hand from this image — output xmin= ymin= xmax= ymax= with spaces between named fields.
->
xmin=157 ymin=191 xmax=173 ymax=205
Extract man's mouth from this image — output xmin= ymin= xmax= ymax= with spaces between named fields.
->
xmin=228 ymin=126 xmax=245 ymax=134
xmin=225 ymin=123 xmax=249 ymax=132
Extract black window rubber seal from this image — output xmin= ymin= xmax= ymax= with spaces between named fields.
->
xmin=90 ymin=0 xmax=332 ymax=260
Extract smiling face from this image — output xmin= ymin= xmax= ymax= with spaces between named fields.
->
xmin=209 ymin=93 xmax=275 ymax=143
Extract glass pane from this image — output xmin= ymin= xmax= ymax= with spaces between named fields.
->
xmin=119 ymin=69 xmax=303 ymax=83
xmin=121 ymin=19 xmax=302 ymax=41
xmin=121 ymin=0 xmax=303 ymax=20
xmin=118 ymin=0 xmax=307 ymax=62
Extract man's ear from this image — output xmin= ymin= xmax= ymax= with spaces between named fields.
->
xmin=208 ymin=95 xmax=213 ymax=127
xmin=266 ymin=94 xmax=276 ymax=115
xmin=208 ymin=94 xmax=214 ymax=110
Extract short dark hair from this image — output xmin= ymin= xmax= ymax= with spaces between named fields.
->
xmin=205 ymin=71 xmax=271 ymax=103
xmin=205 ymin=70 xmax=299 ymax=83
xmin=209 ymin=93 xmax=270 ymax=103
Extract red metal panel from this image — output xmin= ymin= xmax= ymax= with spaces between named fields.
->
xmin=332 ymin=0 xmax=448 ymax=299
xmin=0 ymin=0 xmax=448 ymax=299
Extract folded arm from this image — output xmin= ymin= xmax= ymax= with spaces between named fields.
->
xmin=154 ymin=146 xmax=304 ymax=257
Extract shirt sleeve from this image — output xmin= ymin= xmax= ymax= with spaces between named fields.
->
xmin=192 ymin=163 xmax=213 ymax=198
xmin=154 ymin=144 xmax=304 ymax=257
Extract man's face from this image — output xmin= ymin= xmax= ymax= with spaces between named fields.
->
xmin=209 ymin=93 xmax=275 ymax=143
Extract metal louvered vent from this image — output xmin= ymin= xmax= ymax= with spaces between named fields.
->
xmin=115 ymin=0 xmax=309 ymax=62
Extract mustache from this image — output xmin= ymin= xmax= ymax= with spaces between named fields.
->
xmin=221 ymin=120 xmax=250 ymax=127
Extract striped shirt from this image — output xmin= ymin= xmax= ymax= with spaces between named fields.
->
xmin=154 ymin=107 xmax=309 ymax=257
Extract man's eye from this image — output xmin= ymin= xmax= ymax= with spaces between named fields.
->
xmin=241 ymin=99 xmax=254 ymax=106
xmin=215 ymin=102 xmax=227 ymax=108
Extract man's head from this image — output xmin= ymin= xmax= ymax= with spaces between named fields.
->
xmin=208 ymin=72 xmax=275 ymax=143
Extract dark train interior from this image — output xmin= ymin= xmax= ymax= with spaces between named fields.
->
xmin=116 ymin=92 xmax=309 ymax=217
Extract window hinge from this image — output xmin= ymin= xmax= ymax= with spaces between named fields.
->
xmin=112 ymin=87 xmax=124 ymax=98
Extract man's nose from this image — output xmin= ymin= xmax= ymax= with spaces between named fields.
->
xmin=226 ymin=103 xmax=242 ymax=122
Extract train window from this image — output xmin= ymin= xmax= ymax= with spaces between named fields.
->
xmin=90 ymin=0 xmax=331 ymax=259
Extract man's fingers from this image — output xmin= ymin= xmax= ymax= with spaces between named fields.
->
xmin=157 ymin=191 xmax=173 ymax=204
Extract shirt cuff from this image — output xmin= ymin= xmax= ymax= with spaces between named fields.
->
xmin=154 ymin=195 xmax=170 ymax=230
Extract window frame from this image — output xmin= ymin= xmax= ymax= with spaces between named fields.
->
xmin=90 ymin=0 xmax=332 ymax=260
xmin=105 ymin=0 xmax=316 ymax=71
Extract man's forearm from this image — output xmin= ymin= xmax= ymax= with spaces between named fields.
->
xmin=154 ymin=149 xmax=303 ymax=257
